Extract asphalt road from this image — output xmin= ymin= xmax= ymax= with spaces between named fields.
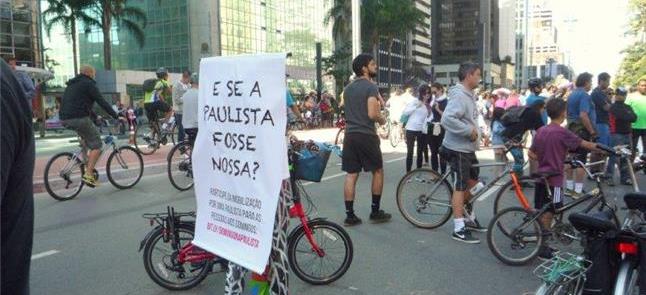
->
xmin=30 ymin=132 xmax=643 ymax=295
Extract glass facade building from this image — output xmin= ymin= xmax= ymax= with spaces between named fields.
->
xmin=1 ymin=0 xmax=41 ymax=67
xmin=79 ymin=0 xmax=191 ymax=73
xmin=219 ymin=0 xmax=332 ymax=70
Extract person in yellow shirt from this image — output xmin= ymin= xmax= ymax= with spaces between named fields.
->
xmin=626 ymin=77 xmax=646 ymax=156
xmin=143 ymin=68 xmax=173 ymax=129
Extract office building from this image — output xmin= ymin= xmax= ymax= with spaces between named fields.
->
xmin=76 ymin=0 xmax=332 ymax=104
xmin=409 ymin=0 xmax=432 ymax=75
xmin=431 ymin=0 xmax=500 ymax=88
xmin=1 ymin=0 xmax=42 ymax=67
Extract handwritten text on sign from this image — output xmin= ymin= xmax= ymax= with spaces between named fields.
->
xmin=192 ymin=54 xmax=288 ymax=273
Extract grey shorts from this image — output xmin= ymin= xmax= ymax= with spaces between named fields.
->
xmin=62 ymin=117 xmax=102 ymax=149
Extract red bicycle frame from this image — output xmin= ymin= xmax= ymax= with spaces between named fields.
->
xmin=176 ymin=242 xmax=217 ymax=264
xmin=288 ymin=201 xmax=325 ymax=257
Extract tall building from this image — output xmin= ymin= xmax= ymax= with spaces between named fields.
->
xmin=1 ymin=0 xmax=42 ymax=67
xmin=498 ymin=0 xmax=516 ymax=63
xmin=431 ymin=0 xmax=500 ymax=87
xmin=514 ymin=0 xmax=528 ymax=88
xmin=77 ymin=0 xmax=333 ymax=103
xmin=409 ymin=0 xmax=432 ymax=75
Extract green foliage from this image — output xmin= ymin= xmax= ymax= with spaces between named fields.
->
xmin=615 ymin=0 xmax=646 ymax=87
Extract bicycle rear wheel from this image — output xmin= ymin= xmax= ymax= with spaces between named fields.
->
xmin=288 ymin=219 xmax=353 ymax=285
xmin=334 ymin=128 xmax=345 ymax=147
xmin=487 ymin=207 xmax=543 ymax=266
xmin=134 ymin=123 xmax=159 ymax=155
xmin=493 ymin=176 xmax=535 ymax=215
xmin=396 ymin=168 xmax=453 ymax=228
xmin=614 ymin=261 xmax=639 ymax=295
xmin=167 ymin=142 xmax=194 ymax=191
xmin=142 ymin=223 xmax=210 ymax=291
xmin=44 ymin=152 xmax=85 ymax=201
xmin=389 ymin=124 xmax=402 ymax=147
xmin=106 ymin=146 xmax=144 ymax=189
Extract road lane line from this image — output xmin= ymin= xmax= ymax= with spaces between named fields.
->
xmin=303 ymin=156 xmax=406 ymax=186
xmin=31 ymin=250 xmax=60 ymax=260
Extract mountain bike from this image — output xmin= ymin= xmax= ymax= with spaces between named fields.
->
xmin=487 ymin=145 xmax=619 ymax=266
xmin=396 ymin=141 xmax=533 ymax=229
xmin=44 ymin=124 xmax=144 ymax=201
xmin=134 ymin=114 xmax=177 ymax=155
xmin=167 ymin=140 xmax=194 ymax=191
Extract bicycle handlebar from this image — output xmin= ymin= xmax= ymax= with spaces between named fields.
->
xmin=596 ymin=144 xmax=616 ymax=156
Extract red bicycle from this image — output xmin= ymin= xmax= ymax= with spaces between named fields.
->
xmin=334 ymin=114 xmax=346 ymax=147
xmin=139 ymin=149 xmax=353 ymax=289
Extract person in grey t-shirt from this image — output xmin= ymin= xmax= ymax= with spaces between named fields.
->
xmin=340 ymin=53 xmax=391 ymax=226
xmin=181 ymin=73 xmax=199 ymax=148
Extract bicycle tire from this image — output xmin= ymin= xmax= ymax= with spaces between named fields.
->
xmin=167 ymin=142 xmax=194 ymax=191
xmin=614 ymin=261 xmax=639 ymax=295
xmin=44 ymin=152 xmax=85 ymax=201
xmin=487 ymin=207 xmax=543 ymax=266
xmin=493 ymin=176 xmax=535 ymax=216
xmin=106 ymin=146 xmax=144 ymax=189
xmin=396 ymin=168 xmax=453 ymax=229
xmin=288 ymin=219 xmax=353 ymax=285
xmin=134 ymin=123 xmax=159 ymax=155
xmin=142 ymin=223 xmax=211 ymax=291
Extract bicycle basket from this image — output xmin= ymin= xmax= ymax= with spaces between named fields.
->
xmin=294 ymin=142 xmax=331 ymax=183
xmin=533 ymin=252 xmax=591 ymax=286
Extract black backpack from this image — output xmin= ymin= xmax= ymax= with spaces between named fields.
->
xmin=500 ymin=106 xmax=527 ymax=127
xmin=142 ymin=78 xmax=158 ymax=92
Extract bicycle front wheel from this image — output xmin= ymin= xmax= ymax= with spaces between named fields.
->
xmin=493 ymin=176 xmax=536 ymax=215
xmin=288 ymin=219 xmax=353 ymax=285
xmin=44 ymin=152 xmax=85 ymax=201
xmin=142 ymin=223 xmax=210 ymax=291
xmin=134 ymin=123 xmax=159 ymax=155
xmin=106 ymin=146 xmax=144 ymax=189
xmin=487 ymin=207 xmax=543 ymax=266
xmin=396 ymin=168 xmax=453 ymax=228
xmin=167 ymin=142 xmax=194 ymax=191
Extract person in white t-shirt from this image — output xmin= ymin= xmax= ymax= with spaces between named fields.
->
xmin=402 ymin=84 xmax=431 ymax=172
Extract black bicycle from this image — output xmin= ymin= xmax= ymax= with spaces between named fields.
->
xmin=167 ymin=140 xmax=193 ymax=191
xmin=487 ymin=145 xmax=619 ymax=266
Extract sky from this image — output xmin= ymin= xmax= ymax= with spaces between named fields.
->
xmin=552 ymin=0 xmax=633 ymax=79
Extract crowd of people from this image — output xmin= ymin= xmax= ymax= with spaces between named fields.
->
xmin=340 ymin=53 xmax=646 ymax=256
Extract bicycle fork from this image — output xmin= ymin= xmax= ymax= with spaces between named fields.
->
xmin=288 ymin=204 xmax=325 ymax=257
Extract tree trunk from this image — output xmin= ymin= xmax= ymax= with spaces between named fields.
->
xmin=387 ymin=38 xmax=393 ymax=90
xmin=102 ymin=2 xmax=112 ymax=70
xmin=71 ymin=20 xmax=78 ymax=75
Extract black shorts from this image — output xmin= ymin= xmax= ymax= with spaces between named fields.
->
xmin=534 ymin=182 xmax=563 ymax=213
xmin=144 ymin=101 xmax=171 ymax=122
xmin=440 ymin=146 xmax=479 ymax=191
xmin=342 ymin=132 xmax=383 ymax=173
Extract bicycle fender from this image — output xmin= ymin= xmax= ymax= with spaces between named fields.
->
xmin=139 ymin=225 xmax=163 ymax=252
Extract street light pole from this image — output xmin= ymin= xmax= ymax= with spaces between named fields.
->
xmin=351 ymin=0 xmax=361 ymax=58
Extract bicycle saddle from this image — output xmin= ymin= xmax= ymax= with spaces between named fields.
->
xmin=569 ymin=211 xmax=617 ymax=234
xmin=530 ymin=171 xmax=560 ymax=179
xmin=624 ymin=193 xmax=646 ymax=212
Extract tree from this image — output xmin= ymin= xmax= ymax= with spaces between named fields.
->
xmin=325 ymin=0 xmax=352 ymax=98
xmin=615 ymin=0 xmax=646 ymax=87
xmin=42 ymin=0 xmax=97 ymax=74
xmin=375 ymin=0 xmax=425 ymax=89
xmin=88 ymin=0 xmax=147 ymax=70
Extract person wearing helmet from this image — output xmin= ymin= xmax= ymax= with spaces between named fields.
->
xmin=607 ymin=87 xmax=637 ymax=185
xmin=143 ymin=67 xmax=173 ymax=129
xmin=525 ymin=78 xmax=547 ymax=124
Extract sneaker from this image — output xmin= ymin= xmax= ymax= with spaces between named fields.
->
xmin=344 ymin=215 xmax=362 ymax=226
xmin=465 ymin=219 xmax=488 ymax=232
xmin=537 ymin=246 xmax=558 ymax=261
xmin=369 ymin=210 xmax=392 ymax=223
xmin=82 ymin=174 xmax=98 ymax=188
xmin=452 ymin=229 xmax=480 ymax=244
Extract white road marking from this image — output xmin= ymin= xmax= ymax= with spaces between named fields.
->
xmin=303 ymin=156 xmax=406 ymax=186
xmin=31 ymin=250 xmax=60 ymax=260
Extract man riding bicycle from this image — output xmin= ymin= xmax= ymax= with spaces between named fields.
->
xmin=60 ymin=65 xmax=119 ymax=187
xmin=144 ymin=67 xmax=173 ymax=130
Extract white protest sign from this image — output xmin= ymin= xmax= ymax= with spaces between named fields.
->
xmin=192 ymin=53 xmax=289 ymax=273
